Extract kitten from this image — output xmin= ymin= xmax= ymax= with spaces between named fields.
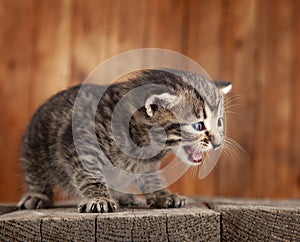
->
xmin=18 ymin=69 xmax=231 ymax=213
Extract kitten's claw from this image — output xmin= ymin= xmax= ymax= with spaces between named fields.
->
xmin=147 ymin=193 xmax=186 ymax=209
xmin=78 ymin=198 xmax=118 ymax=213
xmin=17 ymin=192 xmax=53 ymax=210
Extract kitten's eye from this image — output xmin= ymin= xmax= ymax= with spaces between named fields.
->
xmin=218 ymin=118 xmax=223 ymax=128
xmin=192 ymin=122 xmax=205 ymax=131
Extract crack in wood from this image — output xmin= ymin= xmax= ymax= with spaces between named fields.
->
xmin=130 ymin=209 xmax=135 ymax=242
xmin=94 ymin=216 xmax=97 ymax=242
xmin=165 ymin=213 xmax=170 ymax=242
xmin=40 ymin=219 xmax=43 ymax=241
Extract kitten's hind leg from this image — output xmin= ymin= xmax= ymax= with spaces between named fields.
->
xmin=110 ymin=190 xmax=143 ymax=207
xmin=146 ymin=190 xmax=186 ymax=209
xmin=136 ymin=172 xmax=186 ymax=209
xmin=18 ymin=175 xmax=54 ymax=210
xmin=18 ymin=192 xmax=53 ymax=210
xmin=18 ymin=158 xmax=54 ymax=210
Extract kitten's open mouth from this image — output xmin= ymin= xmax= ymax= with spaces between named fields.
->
xmin=183 ymin=146 xmax=203 ymax=164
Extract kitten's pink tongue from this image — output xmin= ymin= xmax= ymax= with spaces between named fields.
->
xmin=192 ymin=150 xmax=202 ymax=161
xmin=185 ymin=146 xmax=203 ymax=163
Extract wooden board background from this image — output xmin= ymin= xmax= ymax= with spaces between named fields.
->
xmin=0 ymin=0 xmax=299 ymax=202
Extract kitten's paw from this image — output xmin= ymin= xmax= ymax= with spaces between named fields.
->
xmin=78 ymin=198 xmax=118 ymax=213
xmin=118 ymin=194 xmax=143 ymax=207
xmin=147 ymin=193 xmax=186 ymax=209
xmin=17 ymin=193 xmax=53 ymax=210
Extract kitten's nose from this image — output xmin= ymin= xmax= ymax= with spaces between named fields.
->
xmin=211 ymin=141 xmax=221 ymax=149
xmin=208 ymin=133 xmax=222 ymax=149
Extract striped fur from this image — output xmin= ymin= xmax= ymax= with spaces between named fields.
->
xmin=18 ymin=69 xmax=231 ymax=213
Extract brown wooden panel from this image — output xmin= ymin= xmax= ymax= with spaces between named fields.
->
xmin=142 ymin=0 xmax=185 ymax=52
xmin=173 ymin=0 xmax=223 ymax=197
xmin=255 ymin=0 xmax=293 ymax=198
xmin=29 ymin=0 xmax=72 ymax=110
xmin=290 ymin=0 xmax=300 ymax=198
xmin=218 ymin=0 xmax=259 ymax=197
xmin=70 ymin=0 xmax=110 ymax=85
xmin=0 ymin=0 xmax=35 ymax=202
xmin=0 ymin=0 xmax=299 ymax=202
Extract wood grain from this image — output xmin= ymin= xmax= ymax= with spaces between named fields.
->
xmin=210 ymin=198 xmax=300 ymax=241
xmin=290 ymin=0 xmax=300 ymax=198
xmin=70 ymin=0 xmax=110 ymax=85
xmin=255 ymin=0 xmax=294 ymax=198
xmin=177 ymin=0 xmax=223 ymax=197
xmin=1 ymin=198 xmax=299 ymax=241
xmin=218 ymin=0 xmax=259 ymax=197
xmin=0 ymin=0 xmax=299 ymax=202
xmin=0 ymin=0 xmax=35 ymax=202
xmin=0 ymin=201 xmax=220 ymax=242
xmin=30 ymin=0 xmax=72 ymax=110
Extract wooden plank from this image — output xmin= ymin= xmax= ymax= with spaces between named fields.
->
xmin=0 ymin=209 xmax=42 ymax=241
xmin=117 ymin=0 xmax=147 ymax=51
xmin=209 ymin=198 xmax=300 ymax=241
xmin=290 ymin=0 xmax=300 ymax=198
xmin=142 ymin=0 xmax=185 ymax=51
xmin=30 ymin=0 xmax=72 ymax=110
xmin=0 ymin=0 xmax=35 ymax=202
xmin=97 ymin=212 xmax=135 ymax=241
xmin=171 ymin=0 xmax=223 ymax=198
xmin=41 ymin=210 xmax=96 ymax=241
xmin=165 ymin=208 xmax=220 ymax=241
xmin=1 ymin=198 xmax=300 ymax=241
xmin=70 ymin=0 xmax=148 ymax=86
xmin=0 ymin=208 xmax=96 ymax=241
xmin=255 ymin=0 xmax=293 ymax=197
xmin=0 ymin=202 xmax=220 ymax=241
xmin=1 ymin=0 xmax=300 ymax=205
xmin=70 ymin=0 xmax=111 ymax=85
xmin=0 ymin=201 xmax=220 ymax=241
xmin=217 ymin=0 xmax=259 ymax=197
xmin=185 ymin=0 xmax=222 ymax=77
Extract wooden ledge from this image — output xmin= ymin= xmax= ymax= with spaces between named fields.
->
xmin=209 ymin=198 xmax=300 ymax=241
xmin=0 ymin=197 xmax=299 ymax=241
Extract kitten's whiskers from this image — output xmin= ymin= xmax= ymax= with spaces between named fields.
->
xmin=223 ymin=136 xmax=248 ymax=162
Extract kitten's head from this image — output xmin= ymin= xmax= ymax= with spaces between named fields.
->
xmin=144 ymin=70 xmax=231 ymax=165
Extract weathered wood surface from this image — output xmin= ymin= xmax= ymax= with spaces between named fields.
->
xmin=0 ymin=198 xmax=299 ymax=241
xmin=0 ymin=200 xmax=219 ymax=242
xmin=209 ymin=198 xmax=300 ymax=242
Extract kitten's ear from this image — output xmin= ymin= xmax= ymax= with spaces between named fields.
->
xmin=145 ymin=93 xmax=180 ymax=117
xmin=215 ymin=81 xmax=232 ymax=95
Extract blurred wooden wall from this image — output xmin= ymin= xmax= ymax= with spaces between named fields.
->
xmin=0 ymin=0 xmax=299 ymax=202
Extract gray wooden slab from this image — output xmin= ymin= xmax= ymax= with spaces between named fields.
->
xmin=1 ymin=197 xmax=299 ymax=241
xmin=0 ymin=201 xmax=219 ymax=242
xmin=208 ymin=198 xmax=300 ymax=241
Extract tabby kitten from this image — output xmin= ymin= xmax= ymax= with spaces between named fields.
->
xmin=18 ymin=69 xmax=231 ymax=213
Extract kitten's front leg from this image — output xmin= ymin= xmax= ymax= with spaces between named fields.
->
xmin=72 ymin=158 xmax=117 ymax=213
xmin=136 ymin=172 xmax=186 ymax=208
xmin=63 ymin=124 xmax=118 ymax=213
xmin=75 ymin=176 xmax=118 ymax=213
xmin=78 ymin=197 xmax=117 ymax=213
xmin=77 ymin=188 xmax=117 ymax=213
